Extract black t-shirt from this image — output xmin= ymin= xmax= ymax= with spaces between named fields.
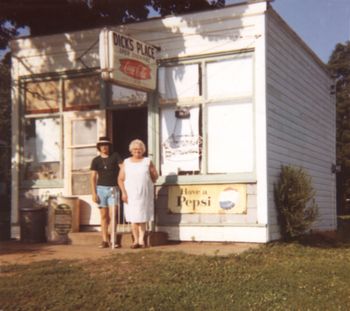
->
xmin=90 ymin=152 xmax=123 ymax=186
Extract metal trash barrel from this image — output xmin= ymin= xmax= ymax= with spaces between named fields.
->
xmin=20 ymin=207 xmax=47 ymax=243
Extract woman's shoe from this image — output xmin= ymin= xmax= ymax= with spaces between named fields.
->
xmin=130 ymin=243 xmax=140 ymax=249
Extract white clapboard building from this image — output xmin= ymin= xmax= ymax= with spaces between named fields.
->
xmin=10 ymin=0 xmax=336 ymax=242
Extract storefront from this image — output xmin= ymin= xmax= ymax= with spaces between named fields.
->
xmin=10 ymin=0 xmax=336 ymax=242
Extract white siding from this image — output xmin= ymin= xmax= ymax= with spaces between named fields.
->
xmin=266 ymin=9 xmax=336 ymax=240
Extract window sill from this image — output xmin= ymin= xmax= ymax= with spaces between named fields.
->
xmin=156 ymin=172 xmax=256 ymax=186
xmin=20 ymin=179 xmax=64 ymax=189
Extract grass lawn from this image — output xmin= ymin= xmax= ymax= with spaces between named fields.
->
xmin=1 ymin=236 xmax=350 ymax=310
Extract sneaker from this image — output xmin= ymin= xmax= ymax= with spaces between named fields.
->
xmin=99 ymin=241 xmax=109 ymax=248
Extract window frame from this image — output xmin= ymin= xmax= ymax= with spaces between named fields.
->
xmin=156 ymin=51 xmax=256 ymax=185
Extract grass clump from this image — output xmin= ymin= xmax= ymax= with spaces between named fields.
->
xmin=274 ymin=165 xmax=318 ymax=240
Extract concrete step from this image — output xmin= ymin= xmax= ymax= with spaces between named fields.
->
xmin=67 ymin=231 xmax=168 ymax=248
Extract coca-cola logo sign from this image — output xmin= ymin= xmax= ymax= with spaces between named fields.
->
xmin=119 ymin=59 xmax=151 ymax=80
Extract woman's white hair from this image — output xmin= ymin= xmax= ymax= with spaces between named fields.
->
xmin=129 ymin=139 xmax=146 ymax=154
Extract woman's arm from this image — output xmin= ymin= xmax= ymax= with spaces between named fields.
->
xmin=117 ymin=163 xmax=128 ymax=203
xmin=149 ymin=161 xmax=159 ymax=183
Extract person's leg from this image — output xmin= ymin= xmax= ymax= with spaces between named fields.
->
xmin=100 ymin=208 xmax=110 ymax=247
xmin=109 ymin=204 xmax=120 ymax=248
xmin=131 ymin=223 xmax=139 ymax=248
xmin=107 ymin=187 xmax=120 ymax=248
xmin=138 ymin=222 xmax=146 ymax=247
xmin=97 ymin=186 xmax=110 ymax=248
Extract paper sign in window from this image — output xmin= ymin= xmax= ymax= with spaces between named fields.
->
xmin=161 ymin=106 xmax=201 ymax=175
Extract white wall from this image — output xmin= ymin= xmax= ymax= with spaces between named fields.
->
xmin=265 ymin=8 xmax=336 ymax=240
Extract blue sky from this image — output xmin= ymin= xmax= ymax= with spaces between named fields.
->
xmin=272 ymin=0 xmax=350 ymax=63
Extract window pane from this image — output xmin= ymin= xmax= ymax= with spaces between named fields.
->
xmin=206 ymin=56 xmax=253 ymax=99
xmin=64 ymin=75 xmax=101 ymax=110
xmin=207 ymin=102 xmax=253 ymax=173
xmin=161 ymin=106 xmax=201 ymax=175
xmin=111 ymin=84 xmax=147 ymax=105
xmin=23 ymin=117 xmax=61 ymax=180
xmin=72 ymin=147 xmax=97 ymax=170
xmin=72 ymin=119 xmax=97 ymax=145
xmin=72 ymin=172 xmax=91 ymax=195
xmin=25 ymin=80 xmax=60 ymax=114
xmin=158 ymin=64 xmax=199 ymax=100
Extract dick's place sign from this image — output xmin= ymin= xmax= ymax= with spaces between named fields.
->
xmin=99 ymin=28 xmax=158 ymax=92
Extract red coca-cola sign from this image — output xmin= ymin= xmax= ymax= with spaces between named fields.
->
xmin=119 ymin=59 xmax=151 ymax=80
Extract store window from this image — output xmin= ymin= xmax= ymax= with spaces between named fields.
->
xmin=23 ymin=117 xmax=61 ymax=181
xmin=158 ymin=53 xmax=254 ymax=177
xmin=111 ymin=84 xmax=147 ymax=106
xmin=70 ymin=119 xmax=98 ymax=195
xmin=64 ymin=75 xmax=101 ymax=111
xmin=158 ymin=64 xmax=200 ymax=102
xmin=22 ymin=73 xmax=102 ymax=187
xmin=206 ymin=56 xmax=254 ymax=173
xmin=25 ymin=80 xmax=60 ymax=114
xmin=207 ymin=102 xmax=253 ymax=173
xmin=161 ymin=106 xmax=201 ymax=175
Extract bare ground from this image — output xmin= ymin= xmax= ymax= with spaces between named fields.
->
xmin=0 ymin=240 xmax=261 ymax=265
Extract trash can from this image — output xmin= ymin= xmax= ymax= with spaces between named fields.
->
xmin=20 ymin=207 xmax=47 ymax=243
xmin=0 ymin=182 xmax=10 ymax=241
xmin=0 ymin=212 xmax=10 ymax=241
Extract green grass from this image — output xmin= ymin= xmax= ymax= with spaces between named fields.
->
xmin=2 ymin=238 xmax=350 ymax=310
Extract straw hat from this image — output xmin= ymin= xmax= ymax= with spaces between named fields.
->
xmin=96 ymin=136 xmax=112 ymax=150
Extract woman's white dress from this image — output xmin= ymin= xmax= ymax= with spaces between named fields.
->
xmin=124 ymin=157 xmax=154 ymax=223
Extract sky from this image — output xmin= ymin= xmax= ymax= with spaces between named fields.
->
xmin=271 ymin=0 xmax=350 ymax=63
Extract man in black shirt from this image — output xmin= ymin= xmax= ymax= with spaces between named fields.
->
xmin=90 ymin=136 xmax=122 ymax=248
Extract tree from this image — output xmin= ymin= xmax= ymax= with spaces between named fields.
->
xmin=328 ymin=41 xmax=350 ymax=214
xmin=0 ymin=0 xmax=224 ymax=51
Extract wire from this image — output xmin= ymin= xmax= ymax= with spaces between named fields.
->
xmin=76 ymin=37 xmax=99 ymax=69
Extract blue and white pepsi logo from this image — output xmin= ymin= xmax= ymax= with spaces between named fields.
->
xmin=219 ymin=188 xmax=240 ymax=210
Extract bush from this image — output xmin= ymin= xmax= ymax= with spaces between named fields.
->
xmin=274 ymin=165 xmax=318 ymax=240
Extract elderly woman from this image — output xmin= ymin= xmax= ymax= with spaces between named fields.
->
xmin=118 ymin=139 xmax=158 ymax=248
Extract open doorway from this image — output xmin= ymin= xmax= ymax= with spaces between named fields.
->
xmin=111 ymin=107 xmax=148 ymax=159
xmin=110 ymin=107 xmax=148 ymax=227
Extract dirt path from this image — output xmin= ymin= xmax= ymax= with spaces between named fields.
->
xmin=0 ymin=240 xmax=260 ymax=265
